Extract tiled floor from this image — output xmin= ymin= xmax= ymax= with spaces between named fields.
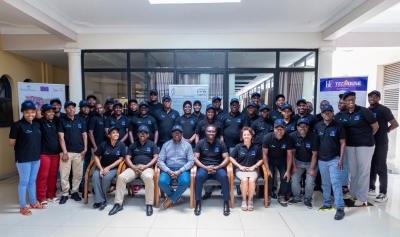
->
xmin=1 ymin=174 xmax=400 ymax=237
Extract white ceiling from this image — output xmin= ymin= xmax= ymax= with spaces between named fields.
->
xmin=351 ymin=2 xmax=400 ymax=32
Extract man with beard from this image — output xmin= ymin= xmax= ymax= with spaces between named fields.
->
xmin=292 ymin=98 xmax=319 ymax=131
xmin=315 ymin=100 xmax=330 ymax=121
xmin=241 ymin=92 xmax=261 ymax=116
xmin=251 ymin=104 xmax=274 ymax=148
xmin=129 ymin=102 xmax=158 ymax=144
xmin=212 ymin=96 xmax=227 ymax=121
xmin=103 ymin=98 xmax=114 ymax=119
xmin=175 ymin=101 xmax=198 ymax=148
xmin=50 ymin=98 xmax=65 ymax=121
xmin=306 ymin=101 xmax=314 ymax=114
xmin=104 ymin=102 xmax=129 ymax=144
xmin=153 ymin=95 xmax=180 ymax=148
xmin=88 ymin=103 xmax=105 ymax=153
xmin=192 ymin=100 xmax=205 ymax=121
xmin=269 ymin=94 xmax=285 ymax=122
xmin=86 ymin=94 xmax=97 ymax=117
xmin=147 ymin=89 xmax=163 ymax=117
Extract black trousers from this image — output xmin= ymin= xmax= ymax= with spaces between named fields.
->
xmin=370 ymin=143 xmax=389 ymax=194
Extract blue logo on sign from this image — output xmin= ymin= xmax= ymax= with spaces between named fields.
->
xmin=146 ymin=146 xmax=151 ymax=152
xmin=330 ymin=131 xmax=336 ymax=136
xmin=306 ymin=143 xmax=311 ymax=148
xmin=251 ymin=150 xmax=256 ymax=155
xmin=116 ymin=150 xmax=120 ymax=155
xmin=78 ymin=123 xmax=82 ymax=128
xmin=354 ymin=115 xmax=360 ymax=120
xmin=215 ymin=147 xmax=220 ymax=152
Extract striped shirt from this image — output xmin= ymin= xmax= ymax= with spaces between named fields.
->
xmin=158 ymin=139 xmax=194 ymax=173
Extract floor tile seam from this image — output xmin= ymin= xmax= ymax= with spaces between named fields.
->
xmin=145 ymin=208 xmax=160 ymax=237
xmin=278 ymin=212 xmax=296 ymax=237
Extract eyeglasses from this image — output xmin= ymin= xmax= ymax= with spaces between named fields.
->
xmin=206 ymin=130 xmax=216 ymax=133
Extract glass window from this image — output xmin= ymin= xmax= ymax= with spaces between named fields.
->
xmin=228 ymin=52 xmax=276 ymax=68
xmin=131 ymin=72 xmax=175 ymax=103
xmin=130 ymin=52 xmax=174 ymax=68
xmin=177 ymin=52 xmax=224 ymax=68
xmin=84 ymin=53 xmax=127 ymax=68
xmin=0 ymin=75 xmax=13 ymax=127
xmin=280 ymin=52 xmax=315 ymax=68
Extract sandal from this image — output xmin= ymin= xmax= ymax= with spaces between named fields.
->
xmin=248 ymin=201 xmax=254 ymax=211
xmin=20 ymin=207 xmax=32 ymax=216
xmin=47 ymin=197 xmax=60 ymax=203
xmin=39 ymin=200 xmax=49 ymax=207
xmin=241 ymin=201 xmax=248 ymax=211
xmin=30 ymin=202 xmax=47 ymax=209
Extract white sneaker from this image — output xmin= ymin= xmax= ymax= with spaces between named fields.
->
xmin=343 ymin=193 xmax=352 ymax=199
xmin=368 ymin=189 xmax=376 ymax=196
xmin=375 ymin=193 xmax=388 ymax=203
xmin=354 ymin=200 xmax=365 ymax=207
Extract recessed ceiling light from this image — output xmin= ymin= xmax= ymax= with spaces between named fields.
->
xmin=149 ymin=0 xmax=240 ymax=4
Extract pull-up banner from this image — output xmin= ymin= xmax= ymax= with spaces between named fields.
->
xmin=169 ymin=85 xmax=209 ymax=115
xmin=319 ymin=76 xmax=368 ymax=114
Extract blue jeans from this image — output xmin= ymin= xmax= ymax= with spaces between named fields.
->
xmin=268 ymin=158 xmax=289 ymax=197
xmin=158 ymin=167 xmax=190 ymax=203
xmin=318 ymin=156 xmax=344 ymax=210
xmin=291 ymin=159 xmax=318 ymax=201
xmin=195 ymin=168 xmax=230 ymax=201
xmin=340 ymin=153 xmax=349 ymax=187
xmin=16 ymin=160 xmax=41 ymax=208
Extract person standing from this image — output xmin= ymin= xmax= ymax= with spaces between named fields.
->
xmin=195 ymin=104 xmax=222 ymax=143
xmin=86 ymin=94 xmax=97 ymax=117
xmin=251 ymin=104 xmax=274 ymax=148
xmin=104 ymin=101 xmax=129 ymax=144
xmin=241 ymin=92 xmax=261 ymax=116
xmin=244 ymin=102 xmax=260 ymax=125
xmin=50 ymin=98 xmax=66 ymax=120
xmin=147 ymin=89 xmax=163 ymax=117
xmin=269 ymin=94 xmax=285 ymax=122
xmin=77 ymin=100 xmax=92 ymax=193
xmin=126 ymin=98 xmax=139 ymax=121
xmin=292 ymin=98 xmax=319 ymax=131
xmin=129 ymin=101 xmax=158 ymax=143
xmin=306 ymin=101 xmax=314 ymax=114
xmin=9 ymin=101 xmax=46 ymax=215
xmin=280 ymin=104 xmax=297 ymax=135
xmin=315 ymin=104 xmax=346 ymax=220
xmin=88 ymin=103 xmax=105 ymax=153
xmin=103 ymin=98 xmax=114 ymax=119
xmin=192 ymin=100 xmax=205 ymax=121
xmin=212 ymin=96 xmax=227 ymax=121
xmin=315 ymin=100 xmax=330 ymax=121
xmin=175 ymin=101 xmax=198 ymax=148
xmin=368 ymin=90 xmax=398 ymax=202
xmin=57 ymin=101 xmax=87 ymax=204
xmin=154 ymin=95 xmax=180 ymax=148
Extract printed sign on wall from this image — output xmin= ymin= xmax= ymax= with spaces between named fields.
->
xmin=168 ymin=85 xmax=209 ymax=115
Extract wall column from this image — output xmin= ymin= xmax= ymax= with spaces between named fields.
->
xmin=64 ymin=49 xmax=82 ymax=103
xmin=316 ymin=47 xmax=336 ymax=111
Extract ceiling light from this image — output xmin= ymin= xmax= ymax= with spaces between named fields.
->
xmin=149 ymin=0 xmax=240 ymax=4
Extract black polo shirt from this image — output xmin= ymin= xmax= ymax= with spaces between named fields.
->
xmin=292 ymin=113 xmax=319 ymax=131
xmin=103 ymin=111 xmax=112 ymax=119
xmin=192 ymin=112 xmax=205 ymax=121
xmin=316 ymin=113 xmax=323 ymax=122
xmin=216 ymin=109 xmax=227 ymax=122
xmin=340 ymin=105 xmax=377 ymax=147
xmin=94 ymin=140 xmax=126 ymax=167
xmin=194 ymin=138 xmax=228 ymax=166
xmin=129 ymin=114 xmax=158 ymax=142
xmin=333 ymin=111 xmax=343 ymax=122
xmin=35 ymin=118 xmax=60 ymax=155
xmin=251 ymin=117 xmax=274 ymax=148
xmin=104 ymin=114 xmax=129 ymax=141
xmin=76 ymin=112 xmax=90 ymax=128
xmin=56 ymin=115 xmax=86 ymax=153
xmin=175 ymin=114 xmax=198 ymax=140
xmin=230 ymin=143 xmax=262 ymax=167
xmin=262 ymin=133 xmax=294 ymax=160
xmin=269 ymin=110 xmax=283 ymax=123
xmin=289 ymin=131 xmax=319 ymax=162
xmin=126 ymin=111 xmax=139 ymax=122
xmin=127 ymin=140 xmax=159 ymax=165
xmin=241 ymin=107 xmax=260 ymax=117
xmin=221 ymin=112 xmax=249 ymax=148
xmin=195 ymin=120 xmax=221 ymax=140
xmin=370 ymin=104 xmax=395 ymax=145
xmin=147 ymin=102 xmax=163 ymax=117
xmin=89 ymin=110 xmax=95 ymax=118
xmin=283 ymin=118 xmax=298 ymax=135
xmin=88 ymin=114 xmax=105 ymax=147
xmin=53 ymin=112 xmax=66 ymax=123
xmin=246 ymin=114 xmax=260 ymax=126
xmin=154 ymin=108 xmax=180 ymax=144
xmin=314 ymin=120 xmax=346 ymax=161
xmin=9 ymin=119 xmax=41 ymax=163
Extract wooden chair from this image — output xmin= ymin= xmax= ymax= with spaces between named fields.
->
xmin=189 ymin=165 xmax=234 ymax=209
xmin=83 ymin=160 xmax=161 ymax=208
xmin=228 ymin=163 xmax=269 ymax=208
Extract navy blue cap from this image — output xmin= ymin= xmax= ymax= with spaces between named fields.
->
xmin=212 ymin=96 xmax=221 ymax=102
xmin=259 ymin=104 xmax=270 ymax=111
xmin=274 ymin=119 xmax=285 ymax=128
xmin=79 ymin=100 xmax=90 ymax=108
xmin=40 ymin=104 xmax=53 ymax=112
xmin=297 ymin=118 xmax=310 ymax=125
xmin=150 ymin=89 xmax=158 ymax=95
xmin=281 ymin=103 xmax=293 ymax=111
xmin=108 ymin=126 xmax=120 ymax=134
xmin=368 ymin=90 xmax=381 ymax=98
xmin=172 ymin=125 xmax=183 ymax=133
xmin=113 ymin=101 xmax=123 ymax=108
xmin=247 ymin=101 xmax=257 ymax=108
xmin=21 ymin=101 xmax=36 ymax=112
xmin=251 ymin=92 xmax=261 ymax=98
xmin=321 ymin=104 xmax=334 ymax=113
xmin=275 ymin=94 xmax=285 ymax=101
xmin=162 ymin=95 xmax=171 ymax=101
xmin=105 ymin=98 xmax=114 ymax=104
xmin=230 ymin=98 xmax=239 ymax=104
xmin=193 ymin=100 xmax=201 ymax=105
xmin=129 ymin=98 xmax=138 ymax=104
xmin=50 ymin=98 xmax=61 ymax=105
xmin=339 ymin=94 xmax=344 ymax=99
xmin=296 ymin=98 xmax=307 ymax=105
xmin=342 ymin=91 xmax=356 ymax=100
xmin=86 ymin=94 xmax=97 ymax=100
xmin=139 ymin=101 xmax=149 ymax=107
xmin=138 ymin=125 xmax=149 ymax=133
xmin=64 ymin=100 xmax=76 ymax=108
xmin=206 ymin=104 xmax=216 ymax=110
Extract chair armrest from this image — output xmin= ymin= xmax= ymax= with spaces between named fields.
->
xmin=84 ymin=160 xmax=96 ymax=204
xmin=190 ymin=165 xmax=197 ymax=208
xmin=154 ymin=163 xmax=160 ymax=208
xmin=116 ymin=160 xmax=126 ymax=180
xmin=261 ymin=163 xmax=269 ymax=208
xmin=227 ymin=162 xmax=234 ymax=208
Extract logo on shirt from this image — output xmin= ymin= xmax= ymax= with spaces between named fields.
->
xmin=77 ymin=123 xmax=82 ymax=128
xmin=25 ymin=130 xmax=32 ymax=134
xmin=137 ymin=121 xmax=142 ymax=124
xmin=172 ymin=114 xmax=176 ymax=118
xmin=270 ymin=126 xmax=274 ymax=131
xmin=295 ymin=143 xmax=301 ymax=147
xmin=290 ymin=126 xmax=295 ymax=130
xmin=259 ymin=127 xmax=265 ymax=131
xmin=202 ymin=147 xmax=209 ymax=151
xmin=121 ymin=120 xmax=126 ymax=126
xmin=161 ymin=115 xmax=166 ymax=118
xmin=104 ymin=151 xmax=109 ymax=155
xmin=46 ymin=124 xmax=51 ymax=128
xmin=318 ymin=132 xmax=323 ymax=136
xmin=190 ymin=120 xmax=195 ymax=124
xmin=148 ymin=120 xmax=152 ymax=124
xmin=237 ymin=118 xmax=242 ymax=123
xmin=305 ymin=143 xmax=311 ymax=148
xmin=251 ymin=150 xmax=256 ymax=155
xmin=240 ymin=151 xmax=246 ymax=155
xmin=180 ymin=120 xmax=185 ymax=124
xmin=146 ymin=146 xmax=151 ymax=152
xmin=373 ymin=113 xmax=377 ymax=117
xmin=214 ymin=147 xmax=220 ymax=152
xmin=134 ymin=148 xmax=139 ymax=152
xmin=99 ymin=121 xmax=103 ymax=125
xmin=342 ymin=119 xmax=347 ymax=122
xmin=354 ymin=115 xmax=360 ymax=120
xmin=116 ymin=150 xmax=120 ymax=155
xmin=330 ymin=131 xmax=336 ymax=136
xmin=272 ymin=115 xmax=277 ymax=119
xmin=110 ymin=121 xmax=115 ymax=125
xmin=66 ymin=124 xmax=72 ymax=128
xmin=225 ymin=119 xmax=231 ymax=123
xmin=281 ymin=144 xmax=287 ymax=149
xmin=270 ymin=144 xmax=276 ymax=148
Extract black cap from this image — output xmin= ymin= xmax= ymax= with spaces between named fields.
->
xmin=113 ymin=101 xmax=123 ymax=108
xmin=21 ymin=101 xmax=36 ymax=112
xmin=339 ymin=94 xmax=344 ymax=99
xmin=193 ymin=100 xmax=201 ymax=105
xmin=172 ymin=125 xmax=183 ymax=133
xmin=230 ymin=98 xmax=239 ymax=104
xmin=281 ymin=103 xmax=293 ymax=111
xmin=183 ymin=100 xmax=192 ymax=107
xmin=368 ymin=90 xmax=381 ymax=98
xmin=274 ymin=119 xmax=285 ymax=128
xmin=275 ymin=94 xmax=285 ymax=101
xmin=40 ymin=104 xmax=53 ymax=112
xmin=162 ymin=95 xmax=171 ymax=101
xmin=296 ymin=98 xmax=307 ymax=105
xmin=79 ymin=100 xmax=90 ymax=108
xmin=297 ymin=118 xmax=309 ymax=126
xmin=64 ymin=100 xmax=76 ymax=108
xmin=129 ymin=98 xmax=138 ymax=104
xmin=139 ymin=101 xmax=149 ymax=107
xmin=212 ymin=96 xmax=221 ymax=102
xmin=86 ymin=94 xmax=97 ymax=101
xmin=108 ymin=126 xmax=120 ymax=134
xmin=342 ymin=91 xmax=356 ymax=100
xmin=150 ymin=89 xmax=158 ymax=95
xmin=138 ymin=125 xmax=149 ymax=133
xmin=321 ymin=104 xmax=334 ymax=113
xmin=105 ymin=98 xmax=114 ymax=104
xmin=247 ymin=101 xmax=257 ymax=108
xmin=251 ymin=92 xmax=261 ymax=98
xmin=50 ymin=98 xmax=61 ymax=105
xmin=259 ymin=104 xmax=270 ymax=111
xmin=206 ymin=104 xmax=216 ymax=110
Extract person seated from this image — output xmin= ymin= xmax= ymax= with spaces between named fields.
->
xmin=109 ymin=125 xmax=159 ymax=216
xmin=92 ymin=127 xmax=125 ymax=210
xmin=158 ymin=125 xmax=194 ymax=210
xmin=194 ymin=124 xmax=231 ymax=216
xmin=229 ymin=127 xmax=263 ymax=211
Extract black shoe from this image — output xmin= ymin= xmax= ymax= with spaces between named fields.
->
xmin=194 ymin=200 xmax=201 ymax=216
xmin=59 ymin=196 xmax=68 ymax=204
xmin=318 ymin=205 xmax=333 ymax=211
xmin=271 ymin=192 xmax=278 ymax=199
xmin=223 ymin=201 xmax=230 ymax=216
xmin=288 ymin=199 xmax=301 ymax=205
xmin=236 ymin=186 xmax=242 ymax=195
xmin=99 ymin=201 xmax=107 ymax=210
xmin=278 ymin=196 xmax=288 ymax=207
xmin=109 ymin=204 xmax=123 ymax=215
xmin=146 ymin=205 xmax=153 ymax=216
xmin=93 ymin=202 xmax=102 ymax=209
xmin=202 ymin=191 xmax=212 ymax=200
xmin=71 ymin=192 xmax=82 ymax=201
xmin=304 ymin=199 xmax=312 ymax=209
xmin=334 ymin=209 xmax=345 ymax=220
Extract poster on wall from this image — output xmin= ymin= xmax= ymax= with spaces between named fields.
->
xmin=18 ymin=82 xmax=66 ymax=116
xmin=319 ymin=76 xmax=368 ymax=114
xmin=168 ymin=85 xmax=209 ymax=115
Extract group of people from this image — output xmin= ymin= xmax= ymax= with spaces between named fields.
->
xmin=9 ymin=88 xmax=398 ymax=221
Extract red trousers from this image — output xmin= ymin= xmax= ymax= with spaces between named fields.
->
xmin=36 ymin=154 xmax=60 ymax=201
